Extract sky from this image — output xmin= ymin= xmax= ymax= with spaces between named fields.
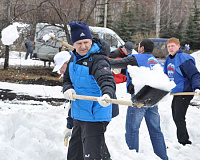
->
xmin=0 ymin=24 xmax=200 ymax=160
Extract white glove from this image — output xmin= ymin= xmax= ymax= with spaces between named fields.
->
xmin=112 ymin=68 xmax=121 ymax=74
xmin=98 ymin=94 xmax=111 ymax=107
xmin=63 ymin=128 xmax=72 ymax=147
xmin=64 ymin=89 xmax=76 ymax=100
xmin=195 ymin=89 xmax=200 ymax=96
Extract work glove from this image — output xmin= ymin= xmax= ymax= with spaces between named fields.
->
xmin=64 ymin=89 xmax=76 ymax=101
xmin=98 ymin=94 xmax=111 ymax=107
xmin=112 ymin=68 xmax=121 ymax=74
xmin=195 ymin=89 xmax=200 ymax=96
xmin=63 ymin=128 xmax=72 ymax=147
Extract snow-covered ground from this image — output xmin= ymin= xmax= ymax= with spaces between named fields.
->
xmin=0 ymin=51 xmax=200 ymax=160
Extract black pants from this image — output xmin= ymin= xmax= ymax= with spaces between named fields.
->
xmin=171 ymin=95 xmax=193 ymax=143
xmin=67 ymin=120 xmax=110 ymax=160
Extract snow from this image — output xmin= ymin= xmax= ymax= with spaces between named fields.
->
xmin=1 ymin=24 xmax=19 ymax=45
xmin=43 ymin=33 xmax=56 ymax=42
xmin=0 ymin=51 xmax=200 ymax=160
xmin=127 ymin=64 xmax=175 ymax=94
xmin=12 ymin=22 xmax=29 ymax=28
xmin=0 ymin=51 xmax=49 ymax=67
xmin=191 ymin=50 xmax=200 ymax=72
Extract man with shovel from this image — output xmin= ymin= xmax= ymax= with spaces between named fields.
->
xmin=164 ymin=37 xmax=200 ymax=145
xmin=109 ymin=39 xmax=168 ymax=160
xmin=53 ymin=50 xmax=119 ymax=152
xmin=62 ymin=21 xmax=116 ymax=160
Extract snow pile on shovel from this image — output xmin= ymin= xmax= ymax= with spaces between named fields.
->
xmin=1 ymin=24 xmax=19 ymax=45
xmin=42 ymin=33 xmax=55 ymax=42
xmin=127 ymin=64 xmax=175 ymax=94
xmin=191 ymin=50 xmax=200 ymax=72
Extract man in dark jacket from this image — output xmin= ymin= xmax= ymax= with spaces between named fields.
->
xmin=63 ymin=21 xmax=116 ymax=160
xmin=109 ymin=41 xmax=134 ymax=58
xmin=109 ymin=41 xmax=134 ymax=84
xmin=24 ymin=39 xmax=33 ymax=60
xmin=109 ymin=39 xmax=168 ymax=160
xmin=164 ymin=37 xmax=200 ymax=145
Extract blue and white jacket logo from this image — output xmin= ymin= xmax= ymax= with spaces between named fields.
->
xmin=167 ymin=63 xmax=175 ymax=81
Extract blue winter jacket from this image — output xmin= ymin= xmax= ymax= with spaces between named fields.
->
xmin=164 ymin=48 xmax=200 ymax=93
xmin=63 ymin=38 xmax=116 ymax=122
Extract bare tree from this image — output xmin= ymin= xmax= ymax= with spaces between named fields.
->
xmin=0 ymin=0 xmax=50 ymax=69
xmin=156 ymin=0 xmax=161 ymax=37
xmin=0 ymin=0 xmax=102 ymax=69
xmin=3 ymin=0 xmax=12 ymax=69
xmin=32 ymin=0 xmax=101 ymax=43
xmin=0 ymin=0 xmax=197 ymax=69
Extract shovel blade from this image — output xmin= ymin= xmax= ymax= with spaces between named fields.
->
xmin=132 ymin=85 xmax=169 ymax=106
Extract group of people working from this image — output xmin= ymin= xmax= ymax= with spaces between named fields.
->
xmin=52 ymin=21 xmax=200 ymax=160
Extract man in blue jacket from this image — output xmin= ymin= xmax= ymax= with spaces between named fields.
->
xmin=164 ymin=37 xmax=200 ymax=145
xmin=109 ymin=39 xmax=168 ymax=160
xmin=24 ymin=39 xmax=33 ymax=60
xmin=63 ymin=21 xmax=116 ymax=160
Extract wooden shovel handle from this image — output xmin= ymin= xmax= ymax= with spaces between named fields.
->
xmin=170 ymin=92 xmax=195 ymax=96
xmin=72 ymin=94 xmax=144 ymax=108
xmin=50 ymin=35 xmax=74 ymax=51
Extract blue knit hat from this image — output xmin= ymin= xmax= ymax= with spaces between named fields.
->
xmin=69 ymin=21 xmax=92 ymax=43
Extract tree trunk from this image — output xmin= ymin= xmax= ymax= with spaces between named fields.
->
xmin=104 ymin=0 xmax=108 ymax=27
xmin=167 ymin=0 xmax=171 ymax=28
xmin=156 ymin=0 xmax=160 ymax=38
xmin=3 ymin=0 xmax=11 ymax=70
xmin=4 ymin=45 xmax=9 ymax=70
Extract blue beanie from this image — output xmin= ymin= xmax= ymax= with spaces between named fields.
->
xmin=69 ymin=21 xmax=92 ymax=43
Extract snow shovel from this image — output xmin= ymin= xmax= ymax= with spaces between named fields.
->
xmin=131 ymin=85 xmax=169 ymax=107
xmin=72 ymin=85 xmax=169 ymax=108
